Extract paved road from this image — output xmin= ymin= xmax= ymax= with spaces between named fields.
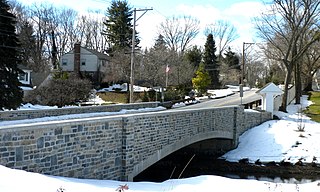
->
xmin=171 ymin=90 xmax=261 ymax=110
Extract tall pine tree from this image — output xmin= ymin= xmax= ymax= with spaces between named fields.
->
xmin=0 ymin=0 xmax=23 ymax=110
xmin=204 ymin=34 xmax=220 ymax=89
xmin=18 ymin=21 xmax=37 ymax=71
xmin=224 ymin=47 xmax=240 ymax=70
xmin=103 ymin=0 xmax=139 ymax=52
xmin=185 ymin=45 xmax=202 ymax=68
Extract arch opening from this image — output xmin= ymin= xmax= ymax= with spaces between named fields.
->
xmin=133 ymin=138 xmax=234 ymax=182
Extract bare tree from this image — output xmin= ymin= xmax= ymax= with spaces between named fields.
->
xmin=158 ymin=16 xmax=199 ymax=54
xmin=103 ymin=49 xmax=131 ymax=84
xmin=75 ymin=14 xmax=107 ymax=52
xmin=28 ymin=3 xmax=55 ymax=69
xmin=255 ymin=0 xmax=320 ymax=112
xmin=301 ymin=40 xmax=320 ymax=91
xmin=141 ymin=36 xmax=170 ymax=87
xmin=54 ymin=8 xmax=78 ymax=57
xmin=156 ymin=16 xmax=199 ymax=87
xmin=205 ymin=20 xmax=239 ymax=57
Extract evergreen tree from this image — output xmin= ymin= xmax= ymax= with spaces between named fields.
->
xmin=185 ymin=45 xmax=202 ymax=68
xmin=153 ymin=34 xmax=166 ymax=50
xmin=224 ymin=47 xmax=240 ymax=70
xmin=192 ymin=63 xmax=211 ymax=95
xmin=103 ymin=0 xmax=139 ymax=52
xmin=18 ymin=21 xmax=37 ymax=71
xmin=204 ymin=33 xmax=220 ymax=89
xmin=0 ymin=0 xmax=23 ymax=110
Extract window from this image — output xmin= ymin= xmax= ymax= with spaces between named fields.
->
xmin=81 ymin=59 xmax=86 ymax=66
xmin=18 ymin=72 xmax=27 ymax=81
xmin=62 ymin=59 xmax=67 ymax=65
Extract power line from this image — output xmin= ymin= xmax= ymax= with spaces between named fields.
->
xmin=153 ymin=8 xmax=168 ymax=19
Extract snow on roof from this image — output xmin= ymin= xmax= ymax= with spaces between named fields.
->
xmin=256 ymin=82 xmax=283 ymax=94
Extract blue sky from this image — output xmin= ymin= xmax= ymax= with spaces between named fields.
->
xmin=15 ymin=0 xmax=266 ymax=50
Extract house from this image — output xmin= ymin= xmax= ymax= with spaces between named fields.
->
xmin=59 ymin=43 xmax=109 ymax=85
xmin=17 ymin=64 xmax=33 ymax=97
xmin=18 ymin=64 xmax=32 ymax=86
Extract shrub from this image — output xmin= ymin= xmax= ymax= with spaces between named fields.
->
xmin=25 ymin=74 xmax=92 ymax=107
xmin=164 ymin=88 xmax=182 ymax=101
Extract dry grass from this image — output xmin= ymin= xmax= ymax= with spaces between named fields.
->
xmin=97 ymin=92 xmax=144 ymax=104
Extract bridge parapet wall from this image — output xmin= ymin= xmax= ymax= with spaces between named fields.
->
xmin=0 ymin=106 xmax=271 ymax=182
xmin=0 ymin=102 xmax=159 ymax=121
xmin=239 ymin=110 xmax=272 ymax=136
xmin=0 ymin=116 xmax=125 ymax=180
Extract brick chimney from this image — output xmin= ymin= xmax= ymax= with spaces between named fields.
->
xmin=74 ymin=43 xmax=81 ymax=76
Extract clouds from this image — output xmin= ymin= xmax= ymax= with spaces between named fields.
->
xmin=137 ymin=1 xmax=266 ymax=50
xmin=173 ymin=1 xmax=265 ymax=49
xmin=15 ymin=0 xmax=266 ymax=50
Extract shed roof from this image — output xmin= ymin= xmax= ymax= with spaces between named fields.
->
xmin=256 ymin=82 xmax=283 ymax=95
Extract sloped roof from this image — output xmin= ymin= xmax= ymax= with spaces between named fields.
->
xmin=62 ymin=46 xmax=109 ymax=61
xmin=256 ymin=82 xmax=283 ymax=94
xmin=17 ymin=64 xmax=32 ymax=71
xmin=83 ymin=48 xmax=109 ymax=61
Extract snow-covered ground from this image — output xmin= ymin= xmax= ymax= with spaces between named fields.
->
xmin=222 ymin=95 xmax=320 ymax=164
xmin=0 ymin=93 xmax=320 ymax=191
xmin=97 ymin=83 xmax=151 ymax=93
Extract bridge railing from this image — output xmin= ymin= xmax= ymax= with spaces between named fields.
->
xmin=0 ymin=102 xmax=159 ymax=121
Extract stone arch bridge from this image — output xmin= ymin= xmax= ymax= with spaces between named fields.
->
xmin=0 ymin=106 xmax=271 ymax=181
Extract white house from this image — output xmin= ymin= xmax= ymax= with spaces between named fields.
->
xmin=18 ymin=64 xmax=32 ymax=86
xmin=59 ymin=43 xmax=109 ymax=84
xmin=17 ymin=64 xmax=33 ymax=97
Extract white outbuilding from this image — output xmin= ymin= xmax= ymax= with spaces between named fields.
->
xmin=256 ymin=82 xmax=283 ymax=116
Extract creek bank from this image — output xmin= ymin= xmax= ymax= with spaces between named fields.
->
xmin=134 ymin=154 xmax=320 ymax=182
xmin=191 ymin=158 xmax=320 ymax=182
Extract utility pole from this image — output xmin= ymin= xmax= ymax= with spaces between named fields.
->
xmin=240 ymin=42 xmax=254 ymax=105
xmin=130 ymin=7 xmax=153 ymax=103
xmin=241 ymin=42 xmax=255 ymax=85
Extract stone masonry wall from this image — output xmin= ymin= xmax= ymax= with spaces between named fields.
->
xmin=0 ymin=102 xmax=159 ymax=121
xmin=0 ymin=117 xmax=124 ymax=181
xmin=241 ymin=110 xmax=272 ymax=135
xmin=123 ymin=107 xmax=239 ymax=180
xmin=0 ymin=106 xmax=271 ymax=181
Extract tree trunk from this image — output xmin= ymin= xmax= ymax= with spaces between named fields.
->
xmin=294 ymin=58 xmax=302 ymax=104
xmin=280 ymin=66 xmax=293 ymax=112
xmin=303 ymin=68 xmax=315 ymax=91
xmin=303 ymin=80 xmax=313 ymax=91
